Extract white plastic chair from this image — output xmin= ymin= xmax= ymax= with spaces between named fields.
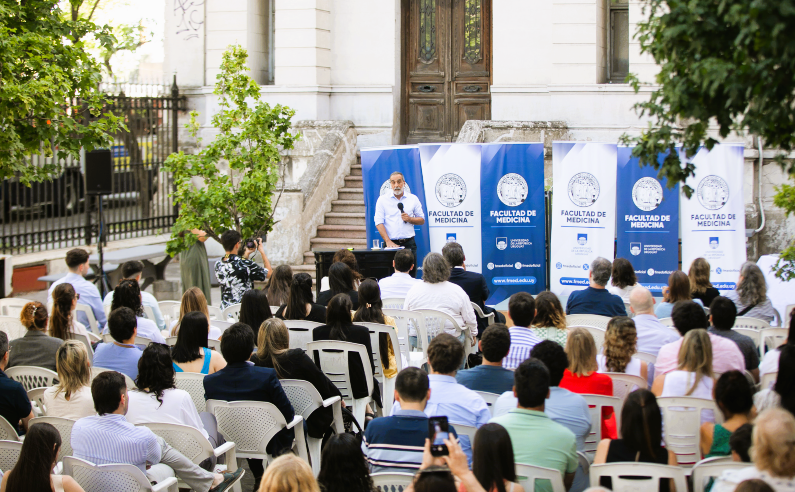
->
xmin=471 ymin=302 xmax=495 ymax=326
xmin=63 ymin=456 xmax=178 ymax=492
xmin=157 ymin=301 xmax=181 ymax=327
xmin=566 ymin=314 xmax=611 ymax=330
xmin=210 ymin=319 xmax=234 ymax=334
xmin=733 ymin=328 xmax=762 ymax=356
xmin=361 ymin=322 xmax=404 ymax=416
xmin=143 ymin=305 xmax=157 ymax=324
xmin=102 ymin=333 xmax=153 ymax=347
xmin=0 ymin=298 xmax=33 ymax=317
xmin=414 ymin=308 xmax=475 ymax=364
xmin=206 ymin=400 xmax=307 ymax=466
xmin=571 ymin=325 xmax=605 ymax=352
xmin=760 ymin=371 xmax=777 ymax=390
xmin=28 ymin=387 xmax=49 ymax=416
xmin=90 ymin=366 xmax=137 ymax=389
xmin=73 ymin=332 xmax=95 ymax=361
xmin=589 ymin=462 xmax=687 ymax=492
xmin=174 ymin=372 xmax=207 ymax=413
xmin=5 ymin=366 xmax=58 ymax=391
xmin=371 ymin=472 xmax=415 ymax=492
xmin=382 ymin=298 xmax=406 ymax=310
xmin=624 ymin=303 xmax=634 ymax=318
xmin=284 ymin=320 xmax=323 ymax=351
xmin=139 ymin=422 xmax=241 ymax=492
xmin=0 ymin=440 xmax=23 ymax=473
xmin=0 ymin=416 xmax=20 ymax=441
xmin=604 ymin=373 xmax=648 ymax=400
xmin=165 ymin=336 xmax=178 ymax=346
xmin=581 ymin=394 xmax=623 ymax=459
xmin=379 ymin=311 xmax=411 ymax=364
xmin=0 ymin=316 xmax=25 ymax=341
xmin=280 ymin=379 xmax=343 ymax=475
xmin=74 ymin=304 xmax=100 ymax=335
xmin=383 ymin=308 xmax=429 ymax=368
xmin=207 ymin=306 xmax=223 ymax=321
xmin=657 ymin=397 xmax=723 ymax=468
xmin=633 ymin=352 xmax=657 ymax=365
xmin=784 ymin=304 xmax=794 ymax=328
xmin=733 ymin=317 xmax=771 ymax=330
xmin=761 ymin=328 xmax=788 ymax=355
xmin=30 ymin=416 xmax=75 ymax=462
xmin=222 ymin=303 xmax=241 ymax=321
xmin=307 ymin=340 xmax=374 ymax=426
xmin=475 ymin=391 xmax=500 ymax=415
xmin=659 ymin=317 xmax=675 ymax=327
xmin=515 ymin=462 xmax=567 ymax=492
xmin=691 ymin=456 xmax=751 ymax=492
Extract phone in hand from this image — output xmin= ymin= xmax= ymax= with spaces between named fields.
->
xmin=428 ymin=416 xmax=449 ymax=456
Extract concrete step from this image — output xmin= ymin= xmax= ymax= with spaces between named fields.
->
xmin=303 ymin=251 xmax=316 ymax=265
xmin=344 ymin=175 xmax=363 ymax=186
xmin=331 ymin=200 xmax=366 ymax=213
xmin=316 ymin=224 xmax=367 ymax=238
xmin=325 ymin=212 xmax=366 ymax=225
xmin=291 ymin=264 xmax=316 ymax=278
xmin=337 ymin=188 xmax=364 ymax=201
xmin=350 ymin=164 xmax=362 ymax=176
xmin=310 ymin=237 xmax=368 ymax=249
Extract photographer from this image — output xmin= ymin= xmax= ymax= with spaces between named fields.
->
xmin=214 ymin=230 xmax=272 ymax=309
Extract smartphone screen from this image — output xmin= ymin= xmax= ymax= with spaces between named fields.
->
xmin=428 ymin=416 xmax=449 ymax=456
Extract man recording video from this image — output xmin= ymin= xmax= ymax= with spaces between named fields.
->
xmin=214 ymin=230 xmax=272 ymax=309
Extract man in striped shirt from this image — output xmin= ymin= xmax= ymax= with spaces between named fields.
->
xmin=503 ymin=292 xmax=543 ymax=370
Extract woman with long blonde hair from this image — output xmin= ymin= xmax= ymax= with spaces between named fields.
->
xmin=258 ymin=454 xmax=319 ymax=492
xmin=267 ymin=265 xmax=293 ymax=307
xmin=688 ymin=258 xmax=720 ymax=307
xmin=652 ymin=329 xmax=715 ymax=421
xmin=597 ymin=316 xmax=648 ymax=381
xmin=50 ymin=283 xmax=89 ymax=340
xmin=530 ymin=291 xmax=568 ymax=346
xmin=170 ymin=287 xmax=222 ymax=339
xmin=42 ymin=340 xmax=95 ymax=420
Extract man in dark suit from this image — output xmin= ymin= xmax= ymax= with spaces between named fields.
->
xmin=442 ymin=242 xmax=506 ymax=337
xmin=204 ymin=322 xmax=295 ymax=489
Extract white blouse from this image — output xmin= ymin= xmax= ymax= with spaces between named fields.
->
xmin=125 ymin=388 xmax=208 ymax=439
xmin=42 ymin=385 xmax=96 ymax=420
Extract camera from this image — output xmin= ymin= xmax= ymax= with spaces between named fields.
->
xmin=246 ymin=238 xmax=257 ymax=250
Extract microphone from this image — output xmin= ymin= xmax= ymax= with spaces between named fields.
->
xmin=398 ymin=202 xmax=406 ymax=222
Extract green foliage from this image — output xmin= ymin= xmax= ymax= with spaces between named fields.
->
xmin=0 ymin=0 xmax=124 ymax=185
xmin=164 ymin=45 xmax=298 ymax=257
xmin=624 ymin=0 xmax=795 ymax=279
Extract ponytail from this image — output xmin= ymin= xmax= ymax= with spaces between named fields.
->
xmin=20 ymin=302 xmax=48 ymax=331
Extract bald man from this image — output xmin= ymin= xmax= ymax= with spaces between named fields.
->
xmin=629 ymin=285 xmax=680 ymax=357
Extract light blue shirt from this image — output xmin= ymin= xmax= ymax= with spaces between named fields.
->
xmin=654 ymin=298 xmax=702 ymax=319
xmin=72 ymin=413 xmax=161 ymax=473
xmin=104 ymin=290 xmax=166 ymax=331
xmin=93 ymin=342 xmax=143 ymax=381
xmin=102 ymin=316 xmax=165 ymax=345
xmin=47 ymin=272 xmax=107 ymax=329
xmin=633 ymin=314 xmax=680 ymax=357
xmin=391 ymin=374 xmax=490 ymax=462
xmin=374 ymin=191 xmax=425 ymax=240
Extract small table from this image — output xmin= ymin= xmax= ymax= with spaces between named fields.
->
xmin=313 ymin=249 xmax=399 ymax=294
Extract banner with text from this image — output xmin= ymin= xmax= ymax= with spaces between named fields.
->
xmin=550 ymin=142 xmax=618 ymax=296
xmin=616 ymin=148 xmax=680 ymax=292
xmin=419 ymin=144 xmax=483 ymax=272
xmin=361 ymin=146 xmax=431 ymax=278
xmin=480 ymin=143 xmax=547 ymax=302
xmin=680 ymin=144 xmax=746 ymax=291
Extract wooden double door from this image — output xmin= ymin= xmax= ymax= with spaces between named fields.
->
xmin=403 ymin=0 xmax=492 ymax=143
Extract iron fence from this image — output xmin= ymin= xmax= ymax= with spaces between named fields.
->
xmin=0 ymin=78 xmax=185 ymax=255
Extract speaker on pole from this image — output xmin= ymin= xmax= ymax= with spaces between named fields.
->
xmin=85 ymin=149 xmax=113 ymax=195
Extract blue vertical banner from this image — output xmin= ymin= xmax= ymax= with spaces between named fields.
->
xmin=361 ymin=146 xmax=431 ymax=278
xmin=480 ymin=143 xmax=547 ymax=303
xmin=616 ymin=148 xmax=680 ymax=292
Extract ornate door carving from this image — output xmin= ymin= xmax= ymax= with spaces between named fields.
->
xmin=403 ymin=0 xmax=491 ymax=143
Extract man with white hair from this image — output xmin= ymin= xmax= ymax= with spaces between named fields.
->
xmin=565 ymin=257 xmax=627 ymax=317
xmin=629 ymin=285 xmax=680 ymax=356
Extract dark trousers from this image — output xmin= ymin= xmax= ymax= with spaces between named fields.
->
xmin=391 ymin=236 xmax=418 ymax=277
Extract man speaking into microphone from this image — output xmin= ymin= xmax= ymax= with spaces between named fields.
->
xmin=374 ymin=171 xmax=425 ymax=276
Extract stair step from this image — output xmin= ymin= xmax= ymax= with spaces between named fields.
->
xmin=310 ymin=237 xmax=368 ymax=248
xmin=344 ymin=176 xmax=363 ymax=185
xmin=337 ymin=188 xmax=364 ymax=201
xmin=316 ymin=224 xmax=367 ymax=238
xmin=303 ymin=252 xmax=316 ymax=265
xmin=291 ymin=264 xmax=316 ymax=276
xmin=331 ymin=200 xmax=366 ymax=213
xmin=350 ymin=164 xmax=362 ymax=176
xmin=325 ymin=212 xmax=366 ymax=226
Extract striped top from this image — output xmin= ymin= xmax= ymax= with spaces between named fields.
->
xmin=503 ymin=326 xmax=543 ymax=370
xmin=71 ymin=414 xmax=161 ymax=473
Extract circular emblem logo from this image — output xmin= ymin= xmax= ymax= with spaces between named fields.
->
xmin=497 ymin=173 xmax=528 ymax=207
xmin=379 ymin=180 xmax=411 ymax=196
xmin=716 ymin=267 xmax=723 ymax=274
xmin=514 ymin=262 xmax=522 ymax=270
xmin=567 ymin=172 xmax=600 ymax=207
xmin=697 ymin=175 xmax=729 ymax=210
xmin=487 ymin=263 xmax=495 ymax=270
xmin=555 ymin=262 xmax=563 ymax=270
xmin=583 ymin=264 xmax=590 ymax=271
xmin=647 ymin=268 xmax=655 ymax=276
xmin=632 ymin=177 xmax=663 ymax=211
xmin=435 ymin=174 xmax=467 ymax=207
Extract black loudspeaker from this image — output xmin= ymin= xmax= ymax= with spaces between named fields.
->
xmin=85 ymin=149 xmax=113 ymax=195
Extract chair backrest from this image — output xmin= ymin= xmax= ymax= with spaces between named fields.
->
xmin=633 ymin=352 xmax=657 ymax=365
xmin=785 ymin=304 xmax=794 ymax=328
xmin=453 ymin=423 xmax=477 ymax=447
xmin=0 ymin=316 xmax=25 ymax=341
xmin=760 ymin=371 xmax=777 ymax=390
xmin=624 ymin=303 xmax=634 ymax=318
xmin=475 ymin=391 xmax=500 ymax=414
xmin=691 ymin=457 xmax=752 ymax=492
xmin=604 ymin=373 xmax=648 ymax=400
xmin=280 ymin=379 xmax=343 ymax=435
xmin=143 ymin=305 xmax=157 ymax=324
xmin=0 ymin=440 xmax=23 ymax=473
xmin=5 ymin=366 xmax=58 ymax=391
xmin=733 ymin=328 xmax=762 ymax=352
xmin=733 ymin=317 xmax=771 ymax=330
xmin=157 ymin=301 xmax=181 ymax=327
xmin=382 ymin=298 xmax=406 ymax=310
xmin=471 ymin=302 xmax=495 ymax=325
xmin=379 ymin=310 xmax=411 ymax=362
xmin=515 ymin=462 xmax=566 ymax=492
xmin=657 ymin=396 xmax=723 ymax=467
xmin=74 ymin=304 xmax=99 ymax=335
xmin=589 ymin=462 xmax=687 ymax=492
xmin=28 ymin=387 xmax=49 ymax=416
xmin=0 ymin=416 xmax=20 ymax=441
xmin=206 ymin=400 xmax=290 ymax=458
xmin=174 ymin=372 xmax=208 ymax=413
xmin=90 ymin=366 xmax=137 ymax=390
xmin=101 ymin=333 xmax=153 ymax=347
xmin=73 ymin=333 xmax=95 ymax=362
xmin=371 ymin=472 xmax=416 ymax=492
xmin=570 ymin=325 xmax=605 ymax=351
xmin=307 ymin=340 xmax=374 ymax=406
xmin=383 ymin=308 xmax=429 ymax=357
xmin=207 ymin=338 xmax=220 ymax=351
xmin=138 ymin=422 xmax=214 ymax=465
xmin=761 ymin=328 xmax=788 ymax=353
xmin=362 ymin=322 xmax=405 ymax=376
xmin=0 ymin=298 xmax=33 ymax=317
xmin=414 ymin=308 xmax=462 ymax=339
xmin=207 ymin=306 xmax=223 ymax=321
xmin=284 ymin=320 xmax=323 ymax=351
xmin=658 ymin=317 xmax=674 ymax=327
xmin=210 ymin=320 xmax=234 ymax=334
xmin=165 ymin=336 xmax=178 ymax=346
xmin=566 ymin=314 xmax=611 ymax=330
xmin=222 ymin=303 xmax=241 ymax=321
xmin=581 ymin=394 xmax=623 ymax=457
xmin=63 ymin=456 xmax=168 ymax=492
xmin=29 ymin=416 xmax=75 ymax=462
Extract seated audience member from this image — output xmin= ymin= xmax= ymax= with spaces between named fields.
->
xmin=504 ymin=293 xmax=543 ymax=370
xmin=655 ymin=270 xmax=704 ymax=319
xmin=239 ymin=288 xmax=272 ymax=341
xmin=597 ymin=316 xmax=649 ymax=382
xmin=729 ymin=423 xmax=753 ymax=463
xmin=607 ymin=258 xmax=638 ymax=302
xmin=0 ymin=331 xmax=33 ymax=435
xmin=594 ymin=389 xmax=678 ymax=492
xmin=8 ymin=302 xmax=61 ymax=371
xmin=42 ymin=340 xmax=95 ymax=420
xmin=353 ymin=279 xmax=399 ymax=380
xmin=103 ymin=260 xmax=166 ymax=331
xmin=93 ymin=307 xmax=143 ymax=380
xmin=316 ymin=263 xmax=360 ymax=309
xmin=408 ymin=438 xmax=488 ymax=492
xmin=363 ymin=367 xmax=458 ymax=473
xmin=251 ymin=318 xmax=342 ymax=439
xmin=654 ymin=301 xmax=744 ymax=375
xmin=377 ymin=248 xmax=420 ymax=299
xmin=171 ymin=312 xmax=226 ymax=375
xmin=204 ymin=322 xmax=294 ymax=488
xmin=319 ymin=249 xmax=363 ymax=293
xmin=214 ymin=231 xmax=271 ymax=310
xmin=259 ymin=454 xmax=319 ymax=492
xmin=689 ymin=258 xmax=721 ymax=308
xmin=50 ymin=283 xmax=89 ymax=339
xmin=490 ymin=358 xmax=579 ymax=492
xmin=565 ymin=257 xmax=627 ymax=317
xmin=456 ymin=324 xmax=515 ymax=394
xmin=737 ymin=480 xmax=777 ymax=492
xmin=404 ymin=253 xmax=478 ymax=345
xmin=391 ymin=334 xmax=490 ymax=462
xmin=72 ymin=371 xmax=243 ymax=492
xmin=709 ymin=296 xmax=760 ymax=381
xmin=759 ymin=310 xmax=795 ymax=378
xmin=712 ymin=409 xmax=795 ymax=492
xmin=754 ymin=344 xmax=795 ymax=415
xmin=267 ymin=264 xmax=293 ymax=307
xmin=317 ymin=433 xmax=376 ymax=492
xmin=700 ymin=371 xmax=754 ymax=458
xmin=724 ymin=262 xmax=776 ymax=324
xmin=560 ymin=327 xmax=616 ymax=439
xmin=629 ymin=285 xmax=680 ymax=356
xmin=443 ymin=241 xmax=505 ymax=336
xmin=108 ymin=279 xmax=166 ymax=344
xmin=472 ymin=423 xmax=526 ymax=492
xmin=170 ymin=287 xmax=223 ymax=340
xmin=0 ymin=422 xmax=84 ymax=492
xmin=530 ymin=291 xmax=569 ymax=347
xmin=275 ymin=273 xmax=326 ymax=323
xmin=46 ymin=248 xmax=106 ymax=330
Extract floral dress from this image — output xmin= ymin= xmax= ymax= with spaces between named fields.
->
xmin=214 ymin=254 xmax=268 ymax=309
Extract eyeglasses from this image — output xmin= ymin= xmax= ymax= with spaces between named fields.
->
xmin=75 ymin=293 xmax=81 ymax=300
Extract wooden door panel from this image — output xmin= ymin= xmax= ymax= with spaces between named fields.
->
xmin=408 ymin=98 xmax=447 ymax=143
xmin=408 ymin=0 xmax=448 ymax=77
xmin=452 ymin=0 xmax=491 ymax=78
xmin=453 ymin=81 xmax=488 ymax=95
xmin=453 ymin=98 xmax=490 ymax=138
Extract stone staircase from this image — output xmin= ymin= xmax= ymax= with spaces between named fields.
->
xmin=291 ymin=160 xmax=366 ymax=279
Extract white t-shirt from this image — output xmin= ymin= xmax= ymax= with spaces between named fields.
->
xmin=661 ymin=370 xmax=715 ymax=423
xmin=760 ymin=348 xmax=781 ymax=377
xmin=42 ymin=385 xmax=95 ymax=420
xmin=125 ymin=388 xmax=208 ymax=439
xmin=607 ymin=285 xmax=635 ymax=302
